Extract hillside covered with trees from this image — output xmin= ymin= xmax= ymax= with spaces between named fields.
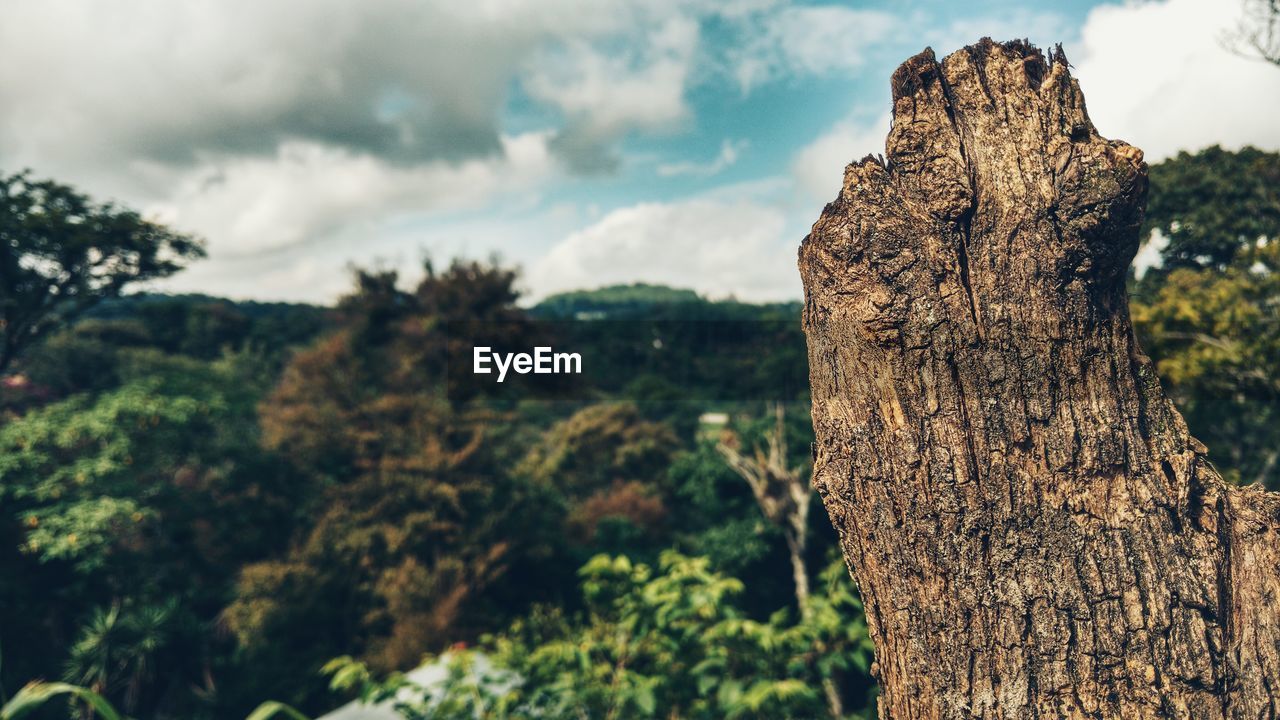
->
xmin=1 ymin=143 xmax=1278 ymax=718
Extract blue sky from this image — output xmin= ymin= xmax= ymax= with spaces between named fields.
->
xmin=2 ymin=0 xmax=1276 ymax=303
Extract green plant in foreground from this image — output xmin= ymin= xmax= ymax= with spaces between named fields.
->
xmin=1 ymin=682 xmax=123 ymax=720
xmin=324 ymin=552 xmax=876 ymax=719
xmin=0 ymin=680 xmax=310 ymax=720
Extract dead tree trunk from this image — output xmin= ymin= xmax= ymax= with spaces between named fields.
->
xmin=717 ymin=404 xmax=813 ymax=611
xmin=800 ymin=39 xmax=1280 ymax=719
xmin=718 ymin=403 xmax=844 ymax=718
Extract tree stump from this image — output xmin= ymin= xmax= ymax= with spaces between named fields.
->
xmin=800 ymin=38 xmax=1280 ymax=719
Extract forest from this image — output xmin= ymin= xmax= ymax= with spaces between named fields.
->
xmin=1 ymin=143 xmax=1279 ymax=719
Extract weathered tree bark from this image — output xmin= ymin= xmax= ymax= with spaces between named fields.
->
xmin=800 ymin=39 xmax=1280 ymax=719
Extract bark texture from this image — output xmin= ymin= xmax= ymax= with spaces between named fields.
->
xmin=800 ymin=39 xmax=1280 ymax=719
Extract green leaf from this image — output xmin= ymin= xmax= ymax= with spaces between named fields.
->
xmin=244 ymin=701 xmax=311 ymax=720
xmin=634 ymin=684 xmax=657 ymax=716
xmin=1 ymin=681 xmax=124 ymax=720
xmin=716 ymin=679 xmax=743 ymax=708
xmin=322 ymin=656 xmax=371 ymax=692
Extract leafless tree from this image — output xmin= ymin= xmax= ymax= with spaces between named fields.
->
xmin=1223 ymin=0 xmax=1280 ymax=65
xmin=717 ymin=402 xmax=843 ymax=718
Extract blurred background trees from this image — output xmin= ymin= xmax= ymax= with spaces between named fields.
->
xmin=1131 ymin=145 xmax=1280 ymax=489
xmin=0 ymin=171 xmax=204 ymax=373
xmin=324 ymin=552 xmax=874 ymax=720
xmin=1 ymin=146 xmax=1278 ymax=718
xmin=1224 ymin=0 xmax=1280 ymax=65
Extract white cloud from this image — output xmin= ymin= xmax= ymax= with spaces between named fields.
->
xmin=0 ymin=0 xmax=567 ymax=173
xmin=928 ymin=9 xmax=1071 ymax=57
xmin=0 ymin=0 xmax=722 ymax=298
xmin=0 ymin=0 xmax=740 ymax=192
xmin=791 ymin=113 xmax=891 ymax=203
xmin=164 ymin=253 xmax=355 ymax=305
xmin=0 ymin=0 xmax=905 ymax=305
xmin=146 ymin=132 xmax=555 ymax=258
xmin=1071 ymin=0 xmax=1280 ymax=161
xmin=12 ymin=1 xmax=1169 ymax=306
xmin=657 ymin=139 xmax=748 ymax=177
xmin=527 ymin=199 xmax=798 ymax=301
xmin=730 ymin=6 xmax=898 ymax=93
xmin=155 ymin=189 xmax=589 ymax=304
xmin=0 ymin=0 xmax=864 ymax=181
xmin=524 ymin=16 xmax=700 ymax=171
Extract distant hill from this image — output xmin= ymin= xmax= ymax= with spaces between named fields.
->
xmin=87 ymin=292 xmax=327 ymax=321
xmin=77 ymin=293 xmax=332 ymax=360
xmin=63 ymin=289 xmax=806 ymax=401
xmin=532 ymin=283 xmax=703 ymax=319
xmin=531 ymin=283 xmax=801 ymax=321
xmin=524 ymin=284 xmax=807 ymax=405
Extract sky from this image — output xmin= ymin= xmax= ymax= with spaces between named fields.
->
xmin=2 ymin=0 xmax=1277 ymax=304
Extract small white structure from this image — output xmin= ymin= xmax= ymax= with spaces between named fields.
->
xmin=699 ymin=411 xmax=729 ymax=426
xmin=318 ymin=654 xmax=506 ymax=720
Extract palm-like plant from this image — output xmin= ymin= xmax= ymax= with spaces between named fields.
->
xmin=63 ymin=602 xmax=173 ymax=717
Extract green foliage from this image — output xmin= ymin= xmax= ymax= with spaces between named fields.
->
xmin=323 ymin=552 xmax=875 ymax=719
xmin=0 ymin=680 xmax=312 ymax=720
xmin=0 ymin=353 xmax=304 ymax=716
xmin=1133 ymin=245 xmax=1280 ymax=486
xmin=3 ymin=379 xmax=208 ymax=568
xmin=0 ymin=252 xmax=861 ymax=719
xmin=0 ymin=171 xmax=204 ymax=371
xmin=3 ymin=297 xmax=327 ymax=414
xmin=224 ymin=261 xmax=566 ymax=708
xmin=518 ymin=402 xmax=678 ymax=557
xmin=1132 ymin=147 xmax=1280 ymax=488
xmin=533 ymin=284 xmax=703 ymax=318
xmin=1141 ymin=145 xmax=1280 ymax=272
xmin=665 ymin=404 xmax=836 ymax=619
xmin=243 ymin=701 xmax=312 ymax=720
xmin=1 ymin=681 xmax=123 ymax=720
xmin=667 ymin=442 xmax=779 ymax=571
xmin=2 ymin=356 xmax=299 ymax=572
xmin=521 ymin=403 xmax=678 ymax=497
xmin=64 ymin=601 xmax=176 ymax=706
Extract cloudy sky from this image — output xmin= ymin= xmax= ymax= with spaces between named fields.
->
xmin=2 ymin=0 xmax=1277 ymax=303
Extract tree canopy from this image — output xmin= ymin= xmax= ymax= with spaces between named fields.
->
xmin=1133 ymin=146 xmax=1280 ymax=489
xmin=1140 ymin=145 xmax=1280 ymax=272
xmin=0 ymin=171 xmax=204 ymax=371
